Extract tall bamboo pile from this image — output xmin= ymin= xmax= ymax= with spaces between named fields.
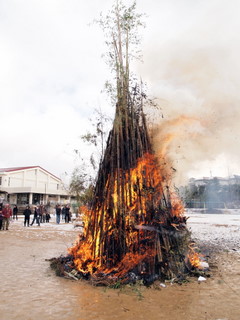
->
xmin=67 ymin=1 xmax=193 ymax=285
xmin=69 ymin=90 xmax=190 ymax=279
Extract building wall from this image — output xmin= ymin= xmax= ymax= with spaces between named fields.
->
xmin=8 ymin=171 xmax=24 ymax=187
xmin=0 ymin=168 xmax=66 ymax=195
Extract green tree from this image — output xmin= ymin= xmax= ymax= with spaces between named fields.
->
xmin=69 ymin=165 xmax=94 ymax=207
xmin=81 ymin=106 xmax=111 ymax=166
xmin=96 ymin=0 xmax=145 ymax=106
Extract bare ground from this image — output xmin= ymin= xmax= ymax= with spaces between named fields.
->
xmin=0 ymin=213 xmax=239 ymax=320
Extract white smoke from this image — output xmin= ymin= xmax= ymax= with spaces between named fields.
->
xmin=136 ymin=0 xmax=240 ymax=185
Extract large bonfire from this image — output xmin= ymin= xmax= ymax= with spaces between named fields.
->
xmin=53 ymin=0 xmax=200 ymax=286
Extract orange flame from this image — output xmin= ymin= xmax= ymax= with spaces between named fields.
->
xmin=68 ymin=152 xmax=186 ymax=277
xmin=187 ymin=243 xmax=202 ymax=268
xmin=188 ymin=251 xmax=201 ymax=268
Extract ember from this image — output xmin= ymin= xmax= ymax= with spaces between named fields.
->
xmin=52 ymin=0 xmax=202 ymax=286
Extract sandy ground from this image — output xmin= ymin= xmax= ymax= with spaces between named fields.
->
xmin=0 ymin=212 xmax=240 ymax=320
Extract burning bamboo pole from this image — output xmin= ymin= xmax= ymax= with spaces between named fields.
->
xmin=67 ymin=90 xmax=192 ymax=283
xmin=54 ymin=1 xmax=201 ymax=286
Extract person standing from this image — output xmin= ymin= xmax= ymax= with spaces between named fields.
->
xmin=23 ymin=205 xmax=32 ymax=227
xmin=65 ymin=205 xmax=70 ymax=223
xmin=62 ymin=205 xmax=66 ymax=220
xmin=42 ymin=206 xmax=46 ymax=223
xmin=55 ymin=204 xmax=61 ymax=224
xmin=0 ymin=203 xmax=3 ymax=230
xmin=13 ymin=205 xmax=18 ymax=220
xmin=46 ymin=211 xmax=51 ymax=223
xmin=2 ymin=203 xmax=13 ymax=230
xmin=31 ymin=206 xmax=40 ymax=226
xmin=39 ymin=205 xmax=43 ymax=223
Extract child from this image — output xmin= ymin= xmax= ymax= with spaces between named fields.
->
xmin=46 ymin=212 xmax=51 ymax=223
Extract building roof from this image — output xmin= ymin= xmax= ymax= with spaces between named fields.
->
xmin=0 ymin=166 xmax=60 ymax=180
xmin=0 ymin=166 xmax=37 ymax=172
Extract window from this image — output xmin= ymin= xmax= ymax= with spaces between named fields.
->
xmin=8 ymin=177 xmax=10 ymax=186
xmin=33 ymin=193 xmax=43 ymax=205
xmin=0 ymin=177 xmax=2 ymax=185
xmin=57 ymin=184 xmax=59 ymax=190
xmin=17 ymin=193 xmax=29 ymax=205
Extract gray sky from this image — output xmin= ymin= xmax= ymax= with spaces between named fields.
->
xmin=0 ymin=0 xmax=239 ymax=185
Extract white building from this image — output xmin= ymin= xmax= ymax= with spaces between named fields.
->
xmin=0 ymin=166 xmax=73 ymax=206
xmin=189 ymin=175 xmax=240 ymax=187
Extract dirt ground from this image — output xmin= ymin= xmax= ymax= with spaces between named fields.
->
xmin=0 ymin=214 xmax=239 ymax=320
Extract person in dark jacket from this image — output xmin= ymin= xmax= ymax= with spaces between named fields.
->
xmin=13 ymin=205 xmax=18 ymax=220
xmin=30 ymin=206 xmax=40 ymax=226
xmin=55 ymin=204 xmax=61 ymax=224
xmin=39 ymin=205 xmax=43 ymax=223
xmin=65 ymin=205 xmax=70 ymax=223
xmin=23 ymin=205 xmax=32 ymax=227
xmin=46 ymin=211 xmax=51 ymax=223
xmin=62 ymin=205 xmax=66 ymax=220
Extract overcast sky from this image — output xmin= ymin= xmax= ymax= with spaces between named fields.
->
xmin=0 ymin=0 xmax=239 ymax=185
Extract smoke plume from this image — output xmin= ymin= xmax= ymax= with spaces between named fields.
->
xmin=137 ymin=1 xmax=240 ymax=185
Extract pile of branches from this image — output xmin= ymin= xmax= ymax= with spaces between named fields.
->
xmin=49 ymin=1 xmax=199 ymax=287
xmin=49 ymin=230 xmax=198 ymax=287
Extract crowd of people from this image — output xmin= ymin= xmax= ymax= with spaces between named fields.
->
xmin=0 ymin=203 xmax=73 ymax=230
xmin=55 ymin=204 xmax=72 ymax=224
